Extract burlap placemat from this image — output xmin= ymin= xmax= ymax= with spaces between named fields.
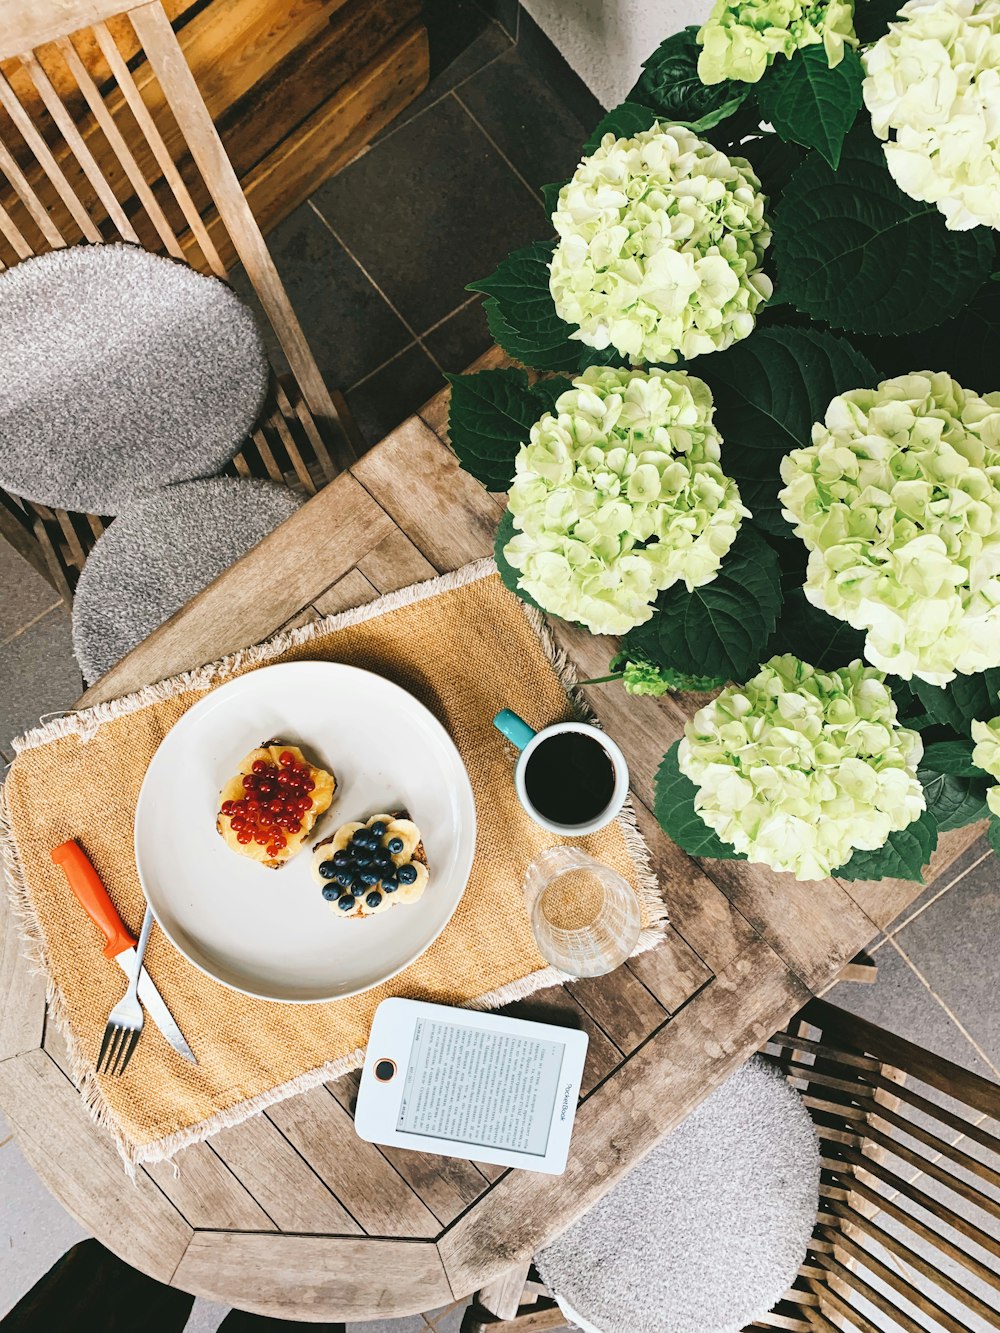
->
xmin=1 ymin=560 xmax=665 ymax=1166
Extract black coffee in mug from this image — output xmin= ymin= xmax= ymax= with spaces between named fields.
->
xmin=524 ymin=731 xmax=616 ymax=826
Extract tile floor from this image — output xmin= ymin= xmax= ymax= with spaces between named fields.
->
xmin=1 ymin=3 xmax=999 ymax=1328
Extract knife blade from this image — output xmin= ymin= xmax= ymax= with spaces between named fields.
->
xmin=50 ymin=839 xmax=197 ymax=1065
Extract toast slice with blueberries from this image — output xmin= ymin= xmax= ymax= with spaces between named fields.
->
xmin=310 ymin=811 xmax=428 ymax=917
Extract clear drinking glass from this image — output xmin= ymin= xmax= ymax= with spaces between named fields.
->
xmin=524 ymin=846 xmax=641 ymax=978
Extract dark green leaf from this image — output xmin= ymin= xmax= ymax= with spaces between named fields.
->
xmin=473 ymin=243 xmax=628 ymax=374
xmin=736 ymin=134 xmax=806 ymax=207
xmin=854 ymin=0 xmax=902 ymax=44
xmin=918 ymin=769 xmax=991 ymax=833
xmin=920 ymin=739 xmax=981 ymax=778
xmin=583 ymin=102 xmax=659 ymax=153
xmin=756 ymin=46 xmax=863 ymax=168
xmin=835 ymin=808 xmax=938 ymax=883
xmin=774 ymin=126 xmax=994 ymax=334
xmin=446 ymin=369 xmax=570 ymax=491
xmin=912 ymin=670 xmax=1000 ymax=732
xmin=767 ymin=588 xmax=867 ymax=669
xmin=628 ymin=28 xmax=751 ymax=133
xmin=622 ymin=526 xmax=783 ymax=682
xmin=494 ymin=509 xmax=544 ymax=612
xmin=541 ymin=178 xmax=569 ymax=216
xmin=654 ymin=742 xmax=747 ymax=859
xmin=698 ymin=325 xmax=877 ymax=534
xmin=988 ymin=815 xmax=1000 ymax=856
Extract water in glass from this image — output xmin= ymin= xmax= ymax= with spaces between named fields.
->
xmin=524 ymin=846 xmax=641 ymax=977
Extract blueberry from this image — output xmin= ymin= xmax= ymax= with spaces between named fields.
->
xmin=382 ymin=877 xmax=398 ymax=893
xmin=369 ymin=821 xmax=387 ymax=838
xmin=354 ymin=852 xmax=373 ymax=867
xmin=318 ymin=860 xmax=338 ymax=880
xmin=365 ymin=890 xmax=383 ymax=909
xmin=387 ymin=837 xmax=404 ymax=854
xmin=359 ymin=870 xmax=379 ymax=886
xmin=374 ymin=851 xmax=393 ymax=870
xmin=337 ymin=894 xmax=355 ymax=911
xmin=350 ymin=829 xmax=368 ymax=845
xmin=397 ymin=863 xmax=418 ymax=885
xmin=350 ymin=881 xmax=366 ymax=896
xmin=332 ymin=850 xmax=350 ymax=867
xmin=321 ymin=885 xmax=338 ymax=901
xmin=336 ymin=870 xmax=355 ymax=888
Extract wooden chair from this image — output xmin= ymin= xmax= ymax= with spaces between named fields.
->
xmin=463 ymin=999 xmax=1000 ymax=1333
xmin=0 ymin=0 xmax=361 ymax=602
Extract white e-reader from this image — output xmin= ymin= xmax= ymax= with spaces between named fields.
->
xmin=355 ymin=998 xmax=589 ymax=1175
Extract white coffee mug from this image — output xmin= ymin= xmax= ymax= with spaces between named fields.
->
xmin=493 ymin=709 xmax=629 ymax=836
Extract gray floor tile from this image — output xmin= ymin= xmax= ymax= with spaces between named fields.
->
xmin=0 ymin=607 xmax=82 ymax=754
xmin=379 ymin=19 xmax=511 ymax=141
xmin=346 ymin=1317 xmax=428 ymax=1333
xmin=312 ymin=96 xmax=547 ymax=332
xmin=0 ymin=540 xmax=61 ymax=646
xmin=886 ymin=834 xmax=993 ymax=937
xmin=0 ymin=1131 xmax=88 ymax=1318
xmin=457 ymin=44 xmax=588 ymax=192
xmin=426 ymin=1301 xmax=469 ymax=1331
xmin=422 ymin=297 xmax=492 ymax=374
xmin=183 ymin=1299 xmax=229 ymax=1333
xmin=345 ymin=344 xmax=444 ymax=450
xmin=893 ymin=853 xmax=1000 ymax=1072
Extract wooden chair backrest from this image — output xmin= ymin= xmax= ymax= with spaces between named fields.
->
xmin=0 ymin=0 xmax=355 ymax=598
xmin=462 ymin=1001 xmax=1000 ymax=1333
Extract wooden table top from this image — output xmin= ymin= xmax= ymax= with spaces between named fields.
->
xmin=0 ymin=367 xmax=983 ymax=1322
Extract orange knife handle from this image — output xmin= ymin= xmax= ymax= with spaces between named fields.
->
xmin=50 ymin=840 xmax=136 ymax=959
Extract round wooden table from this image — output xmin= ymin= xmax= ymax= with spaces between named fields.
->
xmin=0 ymin=378 xmax=978 ymax=1321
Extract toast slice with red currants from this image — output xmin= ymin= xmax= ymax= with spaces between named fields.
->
xmin=217 ymin=740 xmax=336 ymax=868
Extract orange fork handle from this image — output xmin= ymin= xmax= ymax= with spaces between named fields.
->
xmin=50 ymin=839 xmax=137 ymax=960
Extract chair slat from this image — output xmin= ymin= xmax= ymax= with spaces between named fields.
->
xmin=0 ymin=195 xmax=32 ymax=257
xmin=0 ymin=134 xmax=66 ymax=247
xmin=17 ymin=50 xmax=140 ymax=243
xmin=0 ymin=68 xmax=101 ymax=241
xmin=819 ymin=1235 xmax=975 ymax=1333
xmin=54 ymin=34 xmax=184 ymax=258
xmin=90 ymin=18 xmax=226 ymax=276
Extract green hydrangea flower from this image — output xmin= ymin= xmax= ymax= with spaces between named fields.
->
xmin=863 ymin=0 xmax=1000 ymax=231
xmin=503 ymin=366 xmax=748 ymax=636
xmin=548 ymin=123 xmax=772 ymax=366
xmin=697 ymin=0 xmax=857 ymax=84
xmin=678 ymin=654 xmax=926 ymax=880
xmin=971 ymin=714 xmax=1000 ymax=816
xmin=778 ymin=372 xmax=1000 ymax=686
xmin=609 ymin=653 xmax=726 ymax=694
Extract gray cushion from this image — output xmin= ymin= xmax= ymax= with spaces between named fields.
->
xmin=535 ymin=1055 xmax=820 ymax=1333
xmin=0 ymin=244 xmax=269 ymax=514
xmin=72 ymin=478 xmax=300 ymax=683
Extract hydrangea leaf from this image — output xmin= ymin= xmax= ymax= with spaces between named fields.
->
xmin=494 ymin=509 xmax=544 ymax=612
xmin=918 ymin=769 xmax=991 ymax=833
xmin=697 ymin=325 xmax=877 ymax=535
xmin=989 ymin=815 xmax=1000 ymax=857
xmin=854 ymin=0 xmax=902 ymax=44
xmin=737 ymin=135 xmax=806 ymax=209
xmin=654 ymin=742 xmax=747 ymax=860
xmin=912 ymin=670 xmax=1000 ymax=732
xmin=540 ymin=178 xmax=569 ymax=216
xmin=834 ymin=807 xmax=938 ymax=883
xmin=621 ymin=525 xmax=782 ymax=682
xmin=628 ymin=28 xmax=751 ymax=133
xmin=767 ymin=587 xmax=867 ymax=669
xmin=856 ymin=284 xmax=1000 ymax=397
xmin=773 ymin=127 xmax=994 ymax=334
xmin=756 ymin=45 xmax=863 ymax=168
xmin=446 ymin=369 xmax=571 ymax=491
xmin=583 ymin=101 xmax=659 ymax=154
xmin=472 ymin=242 xmax=627 ymax=374
xmin=920 ymin=739 xmax=981 ymax=778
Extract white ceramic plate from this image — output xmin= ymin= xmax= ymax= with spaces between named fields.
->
xmin=134 ymin=661 xmax=476 ymax=1002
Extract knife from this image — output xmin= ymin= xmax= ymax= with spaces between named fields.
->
xmin=50 ymin=840 xmax=197 ymax=1065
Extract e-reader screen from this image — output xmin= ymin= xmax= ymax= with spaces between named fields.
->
xmin=396 ymin=1016 xmax=566 ymax=1156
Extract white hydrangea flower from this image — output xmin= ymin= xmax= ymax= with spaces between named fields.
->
xmin=678 ymin=654 xmax=926 ymax=880
xmin=698 ymin=0 xmax=857 ymax=84
xmin=971 ymin=714 xmax=1000 ymax=815
xmin=503 ymin=366 xmax=748 ymax=635
xmin=862 ymin=0 xmax=1000 ymax=230
xmin=548 ymin=123 xmax=772 ymax=366
xmin=778 ymin=372 xmax=1000 ymax=686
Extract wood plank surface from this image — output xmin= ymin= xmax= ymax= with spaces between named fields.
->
xmin=0 ymin=1049 xmax=192 ymax=1282
xmin=171 ymin=1229 xmax=456 ymax=1321
xmin=0 ymin=849 xmax=45 ymax=1059
xmin=144 ymin=1141 xmax=277 ymax=1232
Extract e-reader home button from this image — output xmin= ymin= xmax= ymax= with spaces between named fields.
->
xmin=374 ymin=1059 xmax=397 ymax=1082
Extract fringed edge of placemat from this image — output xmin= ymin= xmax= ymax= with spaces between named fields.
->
xmin=1 ymin=557 xmax=667 ymax=1168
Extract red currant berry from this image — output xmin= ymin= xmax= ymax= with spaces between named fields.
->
xmin=236 ymin=830 xmax=253 ymax=844
xmin=251 ymin=759 xmax=269 ymax=774
xmin=301 ymin=777 xmax=315 ymax=793
xmin=279 ymin=750 xmax=295 ymax=767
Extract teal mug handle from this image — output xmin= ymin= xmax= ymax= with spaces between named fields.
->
xmin=493 ymin=709 xmax=537 ymax=751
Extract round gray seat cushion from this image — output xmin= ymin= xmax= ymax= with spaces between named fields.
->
xmin=535 ymin=1056 xmax=820 ymax=1333
xmin=72 ymin=478 xmax=300 ymax=684
xmin=0 ymin=244 xmax=269 ymax=514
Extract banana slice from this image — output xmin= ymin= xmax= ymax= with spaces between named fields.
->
xmin=386 ymin=819 xmax=421 ymax=863
xmin=394 ymin=860 xmax=429 ymax=904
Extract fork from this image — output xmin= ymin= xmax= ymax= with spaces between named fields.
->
xmin=96 ymin=905 xmax=152 ymax=1076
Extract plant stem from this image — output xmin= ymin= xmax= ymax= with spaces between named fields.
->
xmin=578 ymin=674 xmax=620 ymax=686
